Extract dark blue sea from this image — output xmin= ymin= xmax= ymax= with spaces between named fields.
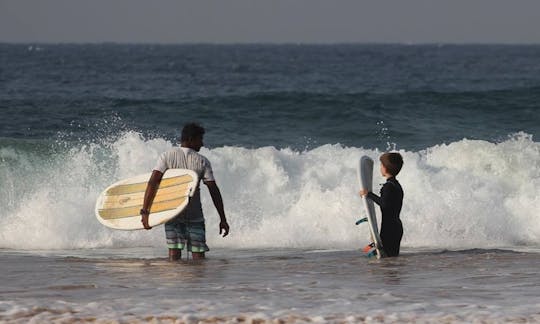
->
xmin=2 ymin=44 xmax=540 ymax=149
xmin=1 ymin=44 xmax=540 ymax=322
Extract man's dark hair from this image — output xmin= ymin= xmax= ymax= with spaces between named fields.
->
xmin=380 ymin=152 xmax=403 ymax=176
xmin=181 ymin=123 xmax=205 ymax=142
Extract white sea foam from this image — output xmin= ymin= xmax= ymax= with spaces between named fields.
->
xmin=1 ymin=131 xmax=539 ymax=250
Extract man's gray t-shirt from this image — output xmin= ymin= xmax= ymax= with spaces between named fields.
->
xmin=153 ymin=147 xmax=214 ymax=222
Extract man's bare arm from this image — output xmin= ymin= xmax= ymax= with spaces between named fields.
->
xmin=140 ymin=170 xmax=164 ymax=230
xmin=205 ymin=181 xmax=229 ymax=237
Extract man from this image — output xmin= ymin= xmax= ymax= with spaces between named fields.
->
xmin=140 ymin=123 xmax=229 ymax=261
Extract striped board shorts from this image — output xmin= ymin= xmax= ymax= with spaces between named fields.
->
xmin=164 ymin=219 xmax=210 ymax=253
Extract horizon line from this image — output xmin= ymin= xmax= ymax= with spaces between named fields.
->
xmin=2 ymin=41 xmax=540 ymax=46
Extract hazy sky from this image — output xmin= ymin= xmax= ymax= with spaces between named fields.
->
xmin=1 ymin=0 xmax=540 ymax=44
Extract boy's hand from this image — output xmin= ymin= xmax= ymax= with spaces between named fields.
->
xmin=359 ymin=189 xmax=368 ymax=197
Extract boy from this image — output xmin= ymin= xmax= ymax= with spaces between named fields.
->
xmin=359 ymin=152 xmax=404 ymax=257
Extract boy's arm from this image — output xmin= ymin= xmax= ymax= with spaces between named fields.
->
xmin=366 ymin=183 xmax=393 ymax=208
xmin=366 ymin=191 xmax=382 ymax=206
xmin=359 ymin=189 xmax=382 ymax=205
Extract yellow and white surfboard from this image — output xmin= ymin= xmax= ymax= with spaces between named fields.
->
xmin=95 ymin=169 xmax=198 ymax=230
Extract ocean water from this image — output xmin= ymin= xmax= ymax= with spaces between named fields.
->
xmin=1 ymin=44 xmax=540 ymax=323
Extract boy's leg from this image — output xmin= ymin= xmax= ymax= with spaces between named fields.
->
xmin=381 ymin=223 xmax=403 ymax=257
xmin=383 ymin=244 xmax=399 ymax=257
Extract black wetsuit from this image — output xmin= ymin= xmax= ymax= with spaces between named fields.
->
xmin=367 ymin=177 xmax=403 ymax=257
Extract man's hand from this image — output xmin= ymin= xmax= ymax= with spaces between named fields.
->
xmin=219 ymin=221 xmax=229 ymax=237
xmin=141 ymin=211 xmax=152 ymax=230
xmin=359 ymin=189 xmax=369 ymax=197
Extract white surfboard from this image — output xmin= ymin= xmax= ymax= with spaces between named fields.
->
xmin=357 ymin=156 xmax=385 ymax=259
xmin=95 ymin=169 xmax=198 ymax=230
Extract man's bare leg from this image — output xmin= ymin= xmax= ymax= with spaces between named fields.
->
xmin=169 ymin=248 xmax=181 ymax=261
xmin=191 ymin=252 xmax=205 ymax=260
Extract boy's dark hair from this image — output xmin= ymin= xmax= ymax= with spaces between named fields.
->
xmin=181 ymin=123 xmax=205 ymax=142
xmin=380 ymin=152 xmax=403 ymax=176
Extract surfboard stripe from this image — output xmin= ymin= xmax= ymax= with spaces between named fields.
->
xmin=98 ymin=196 xmax=188 ymax=220
xmin=105 ymin=175 xmax=192 ymax=195
xmin=101 ymin=183 xmax=191 ymax=209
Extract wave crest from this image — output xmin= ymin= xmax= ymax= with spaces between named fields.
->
xmin=1 ymin=132 xmax=538 ymax=250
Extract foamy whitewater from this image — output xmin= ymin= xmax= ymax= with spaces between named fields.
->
xmin=1 ymin=132 xmax=540 ymax=251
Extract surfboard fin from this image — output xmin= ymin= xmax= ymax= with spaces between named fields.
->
xmin=362 ymin=242 xmax=375 ymax=253
xmin=355 ymin=217 xmax=368 ymax=225
xmin=366 ymin=248 xmax=378 ymax=258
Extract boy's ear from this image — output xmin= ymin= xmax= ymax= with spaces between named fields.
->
xmin=381 ymin=164 xmax=391 ymax=177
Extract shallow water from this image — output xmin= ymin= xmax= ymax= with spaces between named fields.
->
xmin=1 ymin=248 xmax=539 ymax=323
